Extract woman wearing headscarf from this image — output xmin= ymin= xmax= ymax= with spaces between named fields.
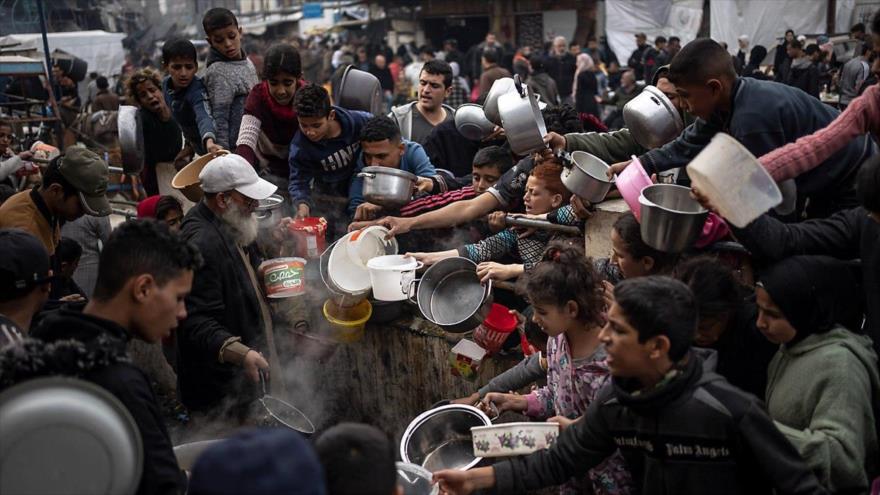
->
xmin=573 ymin=53 xmax=599 ymax=118
xmin=757 ymin=255 xmax=878 ymax=494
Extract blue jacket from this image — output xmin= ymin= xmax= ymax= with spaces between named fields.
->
xmin=347 ymin=140 xmax=437 ymax=214
xmin=162 ymin=76 xmax=216 ymax=155
xmin=638 ymin=77 xmax=872 ymax=199
xmin=288 ymin=106 xmax=373 ymax=208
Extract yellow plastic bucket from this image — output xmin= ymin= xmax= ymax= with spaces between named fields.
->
xmin=322 ymin=299 xmax=372 ymax=343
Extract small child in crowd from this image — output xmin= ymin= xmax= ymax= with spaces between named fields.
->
xmin=288 ymin=83 xmax=372 ymax=219
xmin=201 ymin=8 xmax=258 ymax=149
xmin=48 ymin=237 xmax=85 ymax=301
xmin=161 ymin=38 xmax=221 ymax=162
xmin=315 ymin=423 xmax=400 ymax=495
xmin=484 ymin=242 xmax=633 ymax=495
xmin=237 ymin=43 xmax=306 ymax=182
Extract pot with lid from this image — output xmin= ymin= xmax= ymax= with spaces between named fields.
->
xmin=358 ymin=166 xmax=417 ymax=209
xmin=623 ymin=85 xmax=684 ymax=149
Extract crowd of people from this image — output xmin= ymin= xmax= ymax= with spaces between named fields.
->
xmin=1 ymin=4 xmax=880 ymax=494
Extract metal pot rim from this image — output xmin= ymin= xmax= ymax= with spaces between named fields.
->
xmin=417 ymin=258 xmax=491 ymax=328
xmin=570 ymin=151 xmax=615 ymax=184
xmin=399 ymin=404 xmax=491 ymax=470
xmin=362 ymin=166 xmax=417 ymax=181
xmin=640 ymin=184 xmax=708 ymax=215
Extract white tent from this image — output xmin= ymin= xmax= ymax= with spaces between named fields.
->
xmin=0 ymin=30 xmax=126 ymax=78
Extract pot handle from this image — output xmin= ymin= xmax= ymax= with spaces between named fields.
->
xmin=406 ymin=277 xmax=420 ymax=305
xmin=258 ymin=368 xmax=269 ymax=397
xmin=357 ymin=172 xmax=376 ymax=179
xmin=513 ymin=74 xmax=526 ymax=98
xmin=482 ymin=279 xmax=493 ymax=303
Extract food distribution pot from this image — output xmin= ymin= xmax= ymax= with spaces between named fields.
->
xmin=638 ymin=184 xmax=709 ymax=253
xmin=358 ymin=166 xmax=417 ymax=209
xmin=560 ymin=150 xmax=615 ymax=203
xmin=414 ymin=257 xmax=493 ymax=334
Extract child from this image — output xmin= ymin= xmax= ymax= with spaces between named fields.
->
xmin=161 ymin=38 xmax=221 ymax=160
xmin=127 ymin=69 xmax=183 ymax=196
xmin=483 ymin=242 xmax=632 ymax=495
xmin=237 ymin=43 xmax=306 ymax=183
xmin=434 ymin=276 xmax=827 ymax=495
xmin=314 ymin=423 xmax=399 ymax=495
xmin=49 ymin=237 xmax=85 ymax=300
xmin=348 ymin=115 xmax=438 ymax=220
xmin=757 ymin=256 xmax=878 ymax=493
xmin=410 ymin=160 xmax=581 ymax=283
xmin=201 ymin=8 xmax=259 ymax=149
xmin=288 ymin=83 xmax=372 ymax=219
xmin=608 ymin=212 xmax=678 ymax=281
xmin=137 ymin=195 xmax=184 ymax=232
xmin=0 ymin=120 xmax=34 ymax=189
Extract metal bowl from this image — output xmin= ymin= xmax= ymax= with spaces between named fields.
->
xmin=623 ymin=85 xmax=684 ymax=149
xmin=561 ymin=151 xmax=614 ymax=203
xmin=454 ymin=104 xmax=495 ymax=141
xmin=117 ymin=105 xmax=144 ymax=175
xmin=337 ymin=66 xmax=383 ymax=116
xmin=639 ymin=184 xmax=708 ymax=253
xmin=483 ymin=77 xmax=515 ymax=126
xmin=359 ymin=166 xmax=416 ymax=209
xmin=0 ymin=377 xmax=143 ymax=495
xmin=400 ymin=404 xmax=491 ymax=472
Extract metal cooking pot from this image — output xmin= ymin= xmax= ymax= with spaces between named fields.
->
xmin=560 ymin=150 xmax=615 ymax=203
xmin=638 ymin=184 xmax=708 ymax=253
xmin=358 ymin=166 xmax=416 ymax=209
xmin=399 ymin=404 xmax=491 ymax=472
xmin=623 ymin=85 xmax=684 ymax=149
xmin=498 ymin=75 xmax=547 ymax=156
xmin=255 ymin=194 xmax=285 ymax=223
xmin=414 ymin=257 xmax=493 ymax=333
xmin=0 ymin=377 xmax=143 ymax=495
xmin=483 ymin=77 xmax=515 ymax=126
xmin=118 ymin=105 xmax=144 ymax=175
xmin=337 ymin=66 xmax=384 ymax=116
xmin=454 ymin=104 xmax=495 ymax=141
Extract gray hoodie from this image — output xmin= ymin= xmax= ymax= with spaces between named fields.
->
xmin=204 ymin=47 xmax=259 ymax=149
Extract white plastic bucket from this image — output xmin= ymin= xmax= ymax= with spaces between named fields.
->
xmin=366 ymin=255 xmax=422 ymax=301
xmin=686 ymin=133 xmax=782 ymax=228
xmin=328 ymin=232 xmax=373 ymax=293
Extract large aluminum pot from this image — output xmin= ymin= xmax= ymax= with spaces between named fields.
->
xmin=560 ymin=151 xmax=615 ymax=203
xmin=498 ymin=75 xmax=547 ymax=156
xmin=639 ymin=184 xmax=709 ymax=253
xmin=118 ymin=105 xmax=144 ymax=175
xmin=454 ymin=104 xmax=495 ymax=141
xmin=255 ymin=194 xmax=285 ymax=223
xmin=623 ymin=85 xmax=684 ymax=149
xmin=337 ymin=66 xmax=384 ymax=116
xmin=174 ymin=440 xmax=224 ymax=471
xmin=400 ymin=404 xmax=491 ymax=471
xmin=415 ymin=257 xmax=493 ymax=333
xmin=483 ymin=77 xmax=515 ymax=126
xmin=0 ymin=377 xmax=142 ymax=495
xmin=358 ymin=166 xmax=416 ymax=209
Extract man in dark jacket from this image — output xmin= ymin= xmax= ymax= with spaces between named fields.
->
xmin=783 ymin=39 xmax=820 ymax=98
xmin=621 ymin=39 xmax=872 ymax=219
xmin=544 ymin=36 xmax=577 ymax=103
xmin=628 ymin=32 xmax=650 ymax=80
xmin=433 ymin=276 xmax=827 ymax=495
xmin=178 ymin=153 xmax=276 ymax=415
xmin=24 ymin=219 xmax=201 ymax=495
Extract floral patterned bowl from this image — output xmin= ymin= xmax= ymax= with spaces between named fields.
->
xmin=470 ymin=422 xmax=560 ymax=457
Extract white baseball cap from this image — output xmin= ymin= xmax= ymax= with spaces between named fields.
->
xmin=199 ymin=154 xmax=277 ymax=200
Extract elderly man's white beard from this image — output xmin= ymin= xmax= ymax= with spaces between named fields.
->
xmin=220 ymin=201 xmax=259 ymax=246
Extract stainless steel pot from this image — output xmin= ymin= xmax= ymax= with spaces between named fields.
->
xmin=399 ymin=404 xmax=491 ymax=471
xmin=560 ymin=150 xmax=615 ymax=203
xmin=623 ymin=85 xmax=684 ymax=149
xmin=255 ymin=194 xmax=285 ymax=222
xmin=454 ymin=104 xmax=495 ymax=141
xmin=638 ymin=184 xmax=708 ymax=253
xmin=337 ymin=66 xmax=384 ymax=116
xmin=498 ymin=75 xmax=547 ymax=156
xmin=118 ymin=105 xmax=144 ymax=175
xmin=415 ymin=257 xmax=493 ymax=333
xmin=483 ymin=77 xmax=515 ymax=125
xmin=358 ymin=166 xmax=416 ymax=209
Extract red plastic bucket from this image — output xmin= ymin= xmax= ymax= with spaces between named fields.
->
xmin=260 ymin=258 xmax=306 ymax=298
xmin=288 ymin=217 xmax=327 ymax=258
xmin=473 ymin=303 xmax=518 ymax=354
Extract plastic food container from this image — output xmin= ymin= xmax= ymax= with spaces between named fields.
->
xmin=448 ymin=339 xmax=488 ymax=382
xmin=322 ymin=299 xmax=372 ymax=343
xmin=259 ymin=258 xmax=306 ymax=298
xmin=471 ymin=422 xmax=560 ymax=457
xmin=473 ymin=303 xmax=517 ymax=354
xmin=366 ymin=255 xmax=422 ymax=302
xmin=288 ymin=217 xmax=327 ymax=258
xmin=616 ymin=156 xmax=653 ymax=219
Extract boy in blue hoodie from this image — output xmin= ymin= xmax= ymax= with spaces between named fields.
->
xmin=201 ymin=8 xmax=258 ymax=149
xmin=288 ymin=84 xmax=372 ymax=219
xmin=161 ymin=38 xmax=221 ymax=165
xmin=348 ymin=115 xmax=438 ymax=220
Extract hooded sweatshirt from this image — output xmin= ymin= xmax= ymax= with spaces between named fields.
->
xmin=203 ymin=47 xmax=259 ymax=149
xmin=12 ymin=309 xmax=186 ymax=495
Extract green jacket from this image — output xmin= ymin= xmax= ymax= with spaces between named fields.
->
xmin=564 ymin=128 xmax=647 ymax=164
xmin=766 ymin=326 xmax=880 ymax=493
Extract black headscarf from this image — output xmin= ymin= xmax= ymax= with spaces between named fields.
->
xmin=743 ymin=45 xmax=768 ymax=76
xmin=758 ymin=255 xmax=864 ymax=344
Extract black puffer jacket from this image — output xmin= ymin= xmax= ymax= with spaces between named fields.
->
xmin=177 ymin=202 xmax=266 ymax=413
xmin=493 ymin=351 xmax=827 ymax=495
xmin=3 ymin=309 xmax=186 ymax=495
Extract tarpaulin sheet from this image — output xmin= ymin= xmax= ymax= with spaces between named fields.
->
xmin=605 ymin=0 xmax=703 ymax=72
xmin=0 ymin=31 xmax=127 ymax=79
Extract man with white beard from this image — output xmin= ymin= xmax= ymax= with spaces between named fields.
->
xmin=176 ymin=153 xmax=279 ymax=420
